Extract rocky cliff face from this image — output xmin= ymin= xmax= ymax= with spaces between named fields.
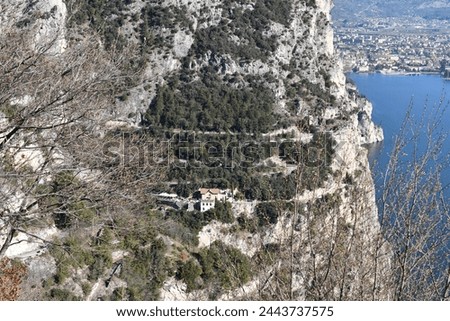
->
xmin=0 ymin=0 xmax=67 ymax=54
xmin=0 ymin=0 xmax=387 ymax=301
xmin=127 ymin=0 xmax=384 ymax=300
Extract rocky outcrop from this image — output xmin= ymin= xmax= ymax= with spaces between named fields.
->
xmin=356 ymin=100 xmax=384 ymax=144
xmin=0 ymin=0 xmax=67 ymax=54
xmin=35 ymin=0 xmax=67 ymax=54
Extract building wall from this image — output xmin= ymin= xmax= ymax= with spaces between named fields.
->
xmin=200 ymin=200 xmax=215 ymax=212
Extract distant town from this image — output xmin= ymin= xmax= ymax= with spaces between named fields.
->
xmin=334 ymin=17 xmax=450 ymax=76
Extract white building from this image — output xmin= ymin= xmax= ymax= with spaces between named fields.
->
xmin=199 ymin=188 xmax=229 ymax=212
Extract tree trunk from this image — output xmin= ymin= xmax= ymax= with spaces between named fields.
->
xmin=0 ymin=228 xmax=16 ymax=258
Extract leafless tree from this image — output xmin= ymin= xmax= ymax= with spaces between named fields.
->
xmin=287 ymin=101 xmax=449 ymax=301
xmin=0 ymin=21 xmax=162 ymax=258
xmin=377 ymin=101 xmax=450 ymax=300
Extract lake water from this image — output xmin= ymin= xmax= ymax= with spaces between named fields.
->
xmin=349 ymin=73 xmax=450 ymax=290
xmin=349 ymin=73 xmax=450 ymax=197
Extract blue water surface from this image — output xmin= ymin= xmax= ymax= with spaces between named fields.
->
xmin=349 ymin=73 xmax=450 ymax=194
xmin=349 ymin=73 xmax=450 ymax=288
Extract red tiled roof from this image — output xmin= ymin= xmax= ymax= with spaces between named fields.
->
xmin=199 ymin=188 xmax=221 ymax=195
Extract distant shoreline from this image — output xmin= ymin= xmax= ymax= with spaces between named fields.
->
xmin=346 ymin=70 xmax=446 ymax=77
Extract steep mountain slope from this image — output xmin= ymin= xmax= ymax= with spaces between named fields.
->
xmin=0 ymin=0 xmax=387 ymax=301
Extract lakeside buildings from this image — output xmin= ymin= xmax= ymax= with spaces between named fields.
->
xmin=334 ymin=18 xmax=450 ymax=74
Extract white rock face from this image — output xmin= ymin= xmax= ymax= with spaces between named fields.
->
xmin=315 ymin=0 xmax=334 ymax=55
xmin=0 ymin=114 xmax=9 ymax=143
xmin=34 ymin=0 xmax=67 ymax=54
xmin=0 ymin=0 xmax=23 ymax=28
xmin=13 ymin=143 xmax=46 ymax=172
xmin=329 ymin=59 xmax=347 ymax=98
xmin=9 ymin=95 xmax=33 ymax=107
xmin=0 ymin=0 xmax=67 ymax=54
xmin=0 ymin=187 xmax=27 ymax=214
xmin=160 ymin=277 xmax=189 ymax=301
xmin=198 ymin=221 xmax=261 ymax=257
xmin=173 ymin=30 xmax=195 ymax=58
xmin=357 ymin=112 xmax=384 ymax=144
xmin=356 ymin=99 xmax=384 ymax=144
xmin=3 ymin=227 xmax=58 ymax=259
